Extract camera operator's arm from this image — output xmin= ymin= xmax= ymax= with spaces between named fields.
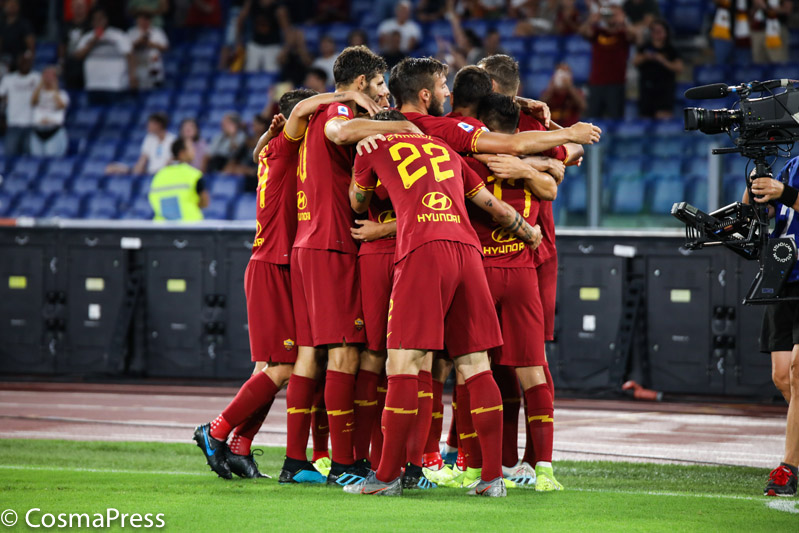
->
xmin=751 ymin=177 xmax=799 ymax=212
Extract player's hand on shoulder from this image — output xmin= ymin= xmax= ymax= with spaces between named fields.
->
xmin=403 ymin=122 xmax=424 ymax=135
xmin=516 ymin=97 xmax=551 ymax=127
xmin=356 ymin=134 xmax=386 ymax=156
xmin=484 ymin=154 xmax=530 ymax=180
xmin=349 ymin=91 xmax=383 ymax=117
xmin=567 ymin=122 xmax=602 ymax=145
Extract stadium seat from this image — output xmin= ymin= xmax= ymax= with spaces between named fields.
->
xmin=325 ymin=22 xmax=355 ymax=43
xmin=72 ymin=174 xmax=105 ymax=195
xmin=104 ymin=108 xmax=135 ymax=129
xmin=668 ymin=4 xmax=705 ymax=35
xmin=610 ymin=177 xmax=646 ymax=214
xmin=80 ymin=159 xmax=110 ymax=178
xmin=523 ymin=72 xmax=551 ymax=99
xmin=646 ymin=157 xmax=682 ymax=178
xmin=530 ymin=35 xmax=561 ymax=55
xmin=87 ymin=140 xmax=121 ymax=161
xmin=527 ymin=53 xmax=558 ymax=74
xmin=189 ymin=60 xmax=214 ymax=75
xmin=683 ymin=157 xmax=709 ymax=177
xmin=562 ymin=174 xmax=587 ymax=213
xmin=245 ymin=73 xmax=278 ymax=93
xmin=694 ymin=65 xmax=730 ymax=86
xmin=1 ymin=172 xmax=32 ymax=195
xmin=202 ymin=198 xmax=231 ymax=220
xmin=564 ymin=35 xmax=591 ymax=54
xmin=84 ymin=192 xmax=119 ymax=219
xmin=209 ymin=174 xmax=243 ymax=200
xmin=606 ymin=157 xmax=644 ymax=179
xmin=176 ymin=91 xmax=205 ymax=110
xmin=105 ymin=177 xmax=137 ymax=205
xmin=39 ymin=174 xmax=70 ymax=195
xmin=182 ymin=75 xmax=210 ymax=93
xmin=685 ymin=177 xmax=708 ymax=210
xmin=73 ymin=108 xmax=104 ymax=129
xmin=143 ymin=90 xmax=174 ymax=110
xmin=210 ymin=91 xmax=238 ymax=108
xmin=609 ymin=138 xmax=645 ymax=158
xmin=648 ymin=178 xmax=685 ymax=214
xmin=462 ymin=19 xmax=488 ymax=36
xmin=732 ymin=65 xmax=768 ymax=84
xmin=11 ymin=157 xmax=43 ymax=177
xmin=231 ymin=194 xmax=256 ymax=220
xmin=12 ymin=192 xmax=51 ymax=217
xmin=0 ymin=192 xmax=17 ymax=216
xmin=36 ymin=42 xmax=58 ymax=64
xmin=564 ymin=53 xmax=591 ymax=84
xmin=124 ymin=196 xmax=155 ymax=219
xmin=47 ymin=193 xmax=84 ymax=218
xmin=651 ymin=120 xmax=685 ymax=136
xmin=206 ymin=107 xmax=237 ymax=126
xmin=188 ymin=42 xmax=217 ymax=61
xmin=501 ymin=38 xmax=527 ymax=57
xmin=213 ymin=73 xmax=243 ymax=93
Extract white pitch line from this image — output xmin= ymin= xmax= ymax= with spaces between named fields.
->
xmin=0 ymin=464 xmax=206 ymax=476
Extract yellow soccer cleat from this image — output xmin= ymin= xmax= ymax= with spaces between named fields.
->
xmin=313 ymin=457 xmax=332 ymax=477
xmin=534 ymin=463 xmax=563 ymax=492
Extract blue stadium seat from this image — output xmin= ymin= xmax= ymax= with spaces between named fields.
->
xmin=606 ymin=157 xmax=645 ymax=180
xmin=694 ymin=65 xmax=729 ymax=86
xmin=683 ymin=157 xmax=709 ymax=176
xmin=564 ymin=35 xmax=591 ymax=54
xmin=651 ymin=120 xmax=685 ymax=136
xmin=668 ymin=4 xmax=705 ymax=35
xmin=80 ymin=159 xmax=109 ymax=178
xmin=105 ymin=177 xmax=137 ymax=204
xmin=12 ymin=192 xmax=51 ymax=217
xmin=124 ymin=196 xmax=154 ymax=219
xmin=36 ymin=42 xmax=58 ymax=63
xmin=143 ymin=90 xmax=174 ymax=110
xmin=531 ymin=36 xmax=561 ymax=55
xmin=214 ymin=73 xmax=243 ymax=92
xmin=206 ymin=107 xmax=236 ymax=126
xmin=210 ymin=91 xmax=238 ymax=108
xmin=202 ymin=198 xmax=231 ymax=220
xmin=176 ymin=91 xmax=205 ymax=109
xmin=87 ymin=140 xmax=121 ymax=161
xmin=495 ymin=19 xmax=517 ymax=36
xmin=1 ymin=172 xmax=32 ymax=194
xmin=39 ymin=174 xmax=70 ymax=195
xmin=523 ymin=72 xmax=551 ymax=99
xmin=613 ymin=120 xmax=652 ymax=139
xmin=244 ymin=92 xmax=267 ymax=109
xmin=42 ymin=158 xmax=78 ymax=179
xmin=84 ymin=192 xmax=119 ymax=219
xmin=188 ymin=60 xmax=214 ymax=75
xmin=610 ymin=177 xmax=646 ymax=214
xmin=428 ymin=21 xmax=453 ymax=40
xmin=188 ymin=42 xmax=218 ymax=61
xmin=231 ymin=194 xmax=256 ymax=220
xmin=325 ymin=22 xmax=355 ymax=43
xmin=501 ymin=38 xmax=527 ymax=57
xmin=648 ymin=178 xmax=685 ymax=214
xmin=245 ymin=73 xmax=278 ymax=93
xmin=527 ymin=53 xmax=558 ymax=73
xmin=647 ymin=158 xmax=682 ymax=179
xmin=685 ymin=177 xmax=708 ymax=210
xmin=0 ymin=192 xmax=17 ymax=216
xmin=72 ymin=174 xmax=104 ymax=195
xmin=562 ymin=175 xmax=587 ymax=213
xmin=73 ymin=108 xmax=104 ymax=129
xmin=200 ymin=124 xmax=219 ymax=142
xmin=609 ymin=138 xmax=645 ymax=158
xmin=11 ymin=157 xmax=43 ymax=177
xmin=172 ymin=108 xmax=202 ymax=126
xmin=564 ymin=53 xmax=591 ymax=84
xmin=209 ymin=174 xmax=243 ymax=200
xmin=47 ymin=193 xmax=84 ymax=218
xmin=732 ymin=64 xmax=769 ymax=84
xmin=462 ymin=19 xmax=488 ymax=36
xmin=182 ymin=75 xmax=210 ymax=93
xmin=722 ymin=175 xmax=743 ymax=205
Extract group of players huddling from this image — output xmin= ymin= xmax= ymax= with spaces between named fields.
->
xmin=192 ymin=45 xmax=601 ymax=497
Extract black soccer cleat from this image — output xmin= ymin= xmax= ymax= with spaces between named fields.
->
xmin=401 ymin=463 xmax=437 ymax=490
xmin=327 ymin=458 xmax=371 ymax=486
xmin=192 ymin=423 xmax=232 ymax=479
xmin=764 ymin=463 xmax=798 ymax=497
xmin=228 ymin=449 xmax=272 ymax=479
xmin=278 ymin=457 xmax=326 ymax=484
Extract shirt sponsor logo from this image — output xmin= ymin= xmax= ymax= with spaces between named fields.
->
xmin=297 ymin=191 xmax=311 ymax=220
xmin=422 ymin=192 xmax=453 ymax=211
xmin=377 ymin=209 xmax=396 ymax=223
xmin=483 ymin=242 xmax=526 ymax=256
xmin=417 ymin=212 xmax=462 ymax=224
xmin=491 ymin=227 xmax=517 ymax=244
xmin=254 ymin=221 xmax=264 ymax=247
xmin=338 ymin=105 xmax=350 ymax=116
xmin=457 ymin=122 xmax=475 ymax=132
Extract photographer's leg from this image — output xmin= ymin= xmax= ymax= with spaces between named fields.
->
xmin=772 ymin=351 xmax=792 ymax=404
xmin=785 ymin=345 xmax=799 ymax=467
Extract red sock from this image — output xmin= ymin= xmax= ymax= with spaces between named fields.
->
xmin=285 ymin=374 xmax=317 ymax=461
xmin=466 ymin=370 xmax=504 ymax=482
xmin=524 ymin=383 xmax=554 ymax=464
xmin=369 ymin=376 xmax=387 ymax=468
xmin=544 ymin=363 xmax=555 ymax=401
xmin=311 ymin=382 xmax=329 ymax=461
xmin=407 ymin=371 xmax=433 ymax=466
xmin=493 ymin=365 xmax=521 ymax=468
xmin=454 ymin=384 xmax=482 ymax=469
xmin=425 ymin=379 xmax=444 ymax=454
xmin=353 ymin=369 xmax=380 ymax=461
xmin=229 ymin=397 xmax=275 ymax=455
xmin=522 ymin=393 xmax=534 ymax=465
xmin=325 ymin=370 xmax=356 ymax=466
xmin=375 ymin=374 xmax=418 ymax=483
xmin=210 ymin=372 xmax=279 ymax=441
xmin=446 ymin=389 xmax=458 ymax=449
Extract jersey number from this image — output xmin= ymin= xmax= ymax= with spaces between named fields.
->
xmin=388 ymin=142 xmax=454 ymax=189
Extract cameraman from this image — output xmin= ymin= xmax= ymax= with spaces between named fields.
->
xmin=745 ymin=156 xmax=799 ymax=497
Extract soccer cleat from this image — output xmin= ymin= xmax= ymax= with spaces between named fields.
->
xmin=278 ymin=458 xmax=327 ymax=484
xmin=328 ymin=458 xmax=371 ymax=486
xmin=423 ymin=464 xmax=458 ymax=484
xmin=455 ymin=449 xmax=466 ymax=472
xmin=402 ymin=463 xmax=437 ymax=490
xmin=313 ymin=456 xmax=332 ymax=477
xmin=535 ymin=464 xmax=564 ymax=492
xmin=192 ymin=424 xmax=232 ymax=479
xmin=764 ymin=464 xmax=798 ymax=497
xmin=441 ymin=444 xmax=458 ymax=467
xmin=343 ymin=470 xmax=403 ymax=496
xmin=439 ymin=466 xmax=481 ymax=488
xmin=468 ymin=477 xmax=507 ymax=497
xmin=502 ymin=461 xmax=536 ymax=487
xmin=228 ymin=449 xmax=272 ymax=479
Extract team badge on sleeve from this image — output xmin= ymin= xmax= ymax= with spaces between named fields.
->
xmin=338 ymin=105 xmax=350 ymax=117
xmin=458 ymin=122 xmax=475 ymax=132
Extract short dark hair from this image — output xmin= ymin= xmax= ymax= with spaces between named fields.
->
xmin=478 ymin=93 xmax=520 ymax=134
xmin=278 ymin=88 xmax=318 ymax=117
xmin=171 ymin=138 xmax=186 ymax=159
xmin=332 ymin=45 xmax=387 ymax=87
xmin=306 ymin=67 xmax=328 ymax=83
xmin=389 ymin=57 xmax=448 ymax=108
xmin=148 ymin=112 xmax=169 ymax=130
xmin=451 ymin=66 xmax=493 ymax=110
xmin=373 ymin=109 xmax=407 ymax=122
xmin=478 ymin=54 xmax=521 ymax=96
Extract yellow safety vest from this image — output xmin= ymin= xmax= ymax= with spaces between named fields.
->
xmin=148 ymin=162 xmax=204 ymax=221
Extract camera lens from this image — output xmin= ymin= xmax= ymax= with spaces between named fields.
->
xmin=683 ymin=107 xmax=739 ymax=134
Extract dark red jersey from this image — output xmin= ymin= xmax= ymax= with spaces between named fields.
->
xmin=293 ymin=102 xmax=358 ymax=254
xmin=465 ymin=156 xmax=539 ymax=268
xmin=404 ymin=111 xmax=485 ymax=155
xmin=446 ymin=111 xmax=489 ymax=133
xmin=359 ymin=183 xmax=397 ymax=256
xmin=354 ymin=133 xmax=484 ymax=262
xmin=251 ymin=129 xmax=302 ymax=264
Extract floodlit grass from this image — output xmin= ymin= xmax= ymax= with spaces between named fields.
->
xmin=0 ymin=440 xmax=796 ymax=532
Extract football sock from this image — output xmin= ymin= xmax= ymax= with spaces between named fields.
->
xmin=493 ymin=364 xmax=522 ymax=468
xmin=229 ymin=397 xmax=275 ymax=456
xmin=353 ymin=369 xmax=380 ymax=461
xmin=369 ymin=376 xmax=388 ymax=468
xmin=407 ymin=371 xmax=433 ymax=467
xmin=210 ymin=371 xmax=278 ymax=441
xmin=425 ymin=379 xmax=444 ymax=454
xmin=285 ymin=374 xmax=316 ymax=461
xmin=524 ymin=383 xmax=554 ymax=464
xmin=454 ymin=384 xmax=482 ymax=469
xmin=466 ymin=370 xmax=504 ymax=482
xmin=325 ymin=370 xmax=356 ymax=466
xmin=375 ymin=374 xmax=418 ymax=483
xmin=311 ymin=382 xmax=329 ymax=461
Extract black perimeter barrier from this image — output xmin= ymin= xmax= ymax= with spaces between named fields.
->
xmin=0 ymin=221 xmax=774 ymax=400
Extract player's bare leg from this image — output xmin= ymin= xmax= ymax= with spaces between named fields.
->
xmin=353 ymin=349 xmax=386 ymax=465
xmin=766 ymin=347 xmax=799 ymax=496
xmin=773 ymin=351 xmax=792 ymax=403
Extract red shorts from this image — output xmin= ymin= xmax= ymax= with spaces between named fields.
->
xmin=388 ymin=241 xmax=503 ymax=357
xmin=485 ymin=266 xmax=546 ymax=367
xmin=291 ymin=247 xmax=367 ymax=347
xmin=537 ymin=255 xmax=557 ymax=341
xmin=244 ymin=259 xmax=298 ymax=363
xmin=359 ymin=253 xmax=395 ymax=352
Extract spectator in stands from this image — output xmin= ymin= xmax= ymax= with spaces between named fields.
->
xmin=750 ymin=0 xmax=792 ymax=64
xmin=149 ymin=138 xmax=210 ymax=221
xmin=107 ymin=112 xmax=176 ymax=175
xmin=239 ymin=0 xmax=290 ymax=73
xmin=0 ymin=0 xmax=36 ymax=73
xmin=579 ymin=2 xmax=635 ymax=119
xmin=512 ymin=0 xmax=558 ymax=36
xmin=93 ymin=0 xmax=129 ymax=29
xmin=73 ymin=8 xmax=136 ymax=105
xmin=29 ymin=66 xmax=70 ymax=157
xmin=467 ymin=28 xmax=505 ymax=65
xmin=623 ymin=0 xmax=660 ymax=42
xmin=310 ymin=36 xmax=338 ymax=86
xmin=710 ymin=0 xmax=752 ymax=65
xmin=0 ymin=52 xmax=39 ymax=156
xmin=182 ymin=0 xmax=224 ymax=27
xmin=554 ymin=0 xmax=583 ymax=36
xmin=416 ymin=0 xmax=447 ymax=23
xmin=468 ymin=0 xmax=506 ymax=19
xmin=347 ymin=29 xmax=368 ymax=47
xmin=303 ymin=67 xmax=328 ymax=93
xmin=179 ymin=118 xmax=208 ymax=172
xmin=448 ymin=5 xmax=504 ymax=65
xmin=381 ymin=30 xmax=407 ymax=70
xmin=378 ymin=1 xmax=422 ymax=53
xmin=206 ymin=112 xmax=247 ymax=173
xmin=540 ymin=63 xmax=586 ymax=127
xmin=633 ymin=19 xmax=682 ymax=120
xmin=59 ymin=0 xmax=91 ymax=90
xmin=129 ymin=14 xmax=169 ymax=90
xmin=219 ymin=0 xmax=246 ymax=70
xmin=223 ymin=114 xmax=269 ymax=190
xmin=127 ymin=0 xmax=169 ymax=27
xmin=314 ymin=0 xmax=350 ymax=23
xmin=278 ymin=28 xmax=313 ymax=86
xmin=371 ymin=0 xmax=396 ymax=23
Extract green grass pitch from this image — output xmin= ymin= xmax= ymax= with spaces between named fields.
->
xmin=0 ymin=440 xmax=796 ymax=532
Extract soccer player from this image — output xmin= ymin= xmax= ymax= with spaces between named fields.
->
xmin=479 ymin=53 xmax=584 ymax=490
xmin=192 ymin=88 xmax=380 ymax=480
xmin=280 ymin=46 xmax=423 ymax=485
xmin=344 ymin=110 xmax=542 ymax=497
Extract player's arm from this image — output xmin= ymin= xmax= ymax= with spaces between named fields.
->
xmin=252 ymin=113 xmax=286 ymax=163
xmin=326 ymin=117 xmax=422 ymax=146
xmin=286 ymin=90 xmax=382 ymax=141
xmin=349 ymin=177 xmax=374 ymax=214
xmin=477 ymin=154 xmax=559 ymax=200
xmin=351 ymin=219 xmax=397 ymax=242
xmin=474 ymin=122 xmax=601 ymax=157
xmin=546 ymin=119 xmax=585 ymax=165
xmin=470 ymin=188 xmax=542 ymax=248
